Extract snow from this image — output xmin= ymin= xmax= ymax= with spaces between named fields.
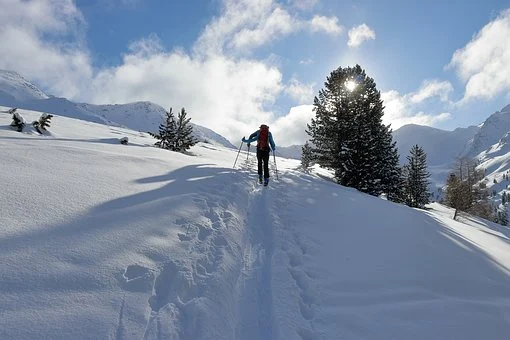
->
xmin=2 ymin=107 xmax=510 ymax=339
xmin=0 ymin=70 xmax=49 ymax=102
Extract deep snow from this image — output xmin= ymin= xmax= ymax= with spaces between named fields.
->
xmin=2 ymin=107 xmax=510 ymax=340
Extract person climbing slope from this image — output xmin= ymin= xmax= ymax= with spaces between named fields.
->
xmin=242 ymin=124 xmax=276 ymax=186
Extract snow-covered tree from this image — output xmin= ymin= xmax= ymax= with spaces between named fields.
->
xmin=174 ymin=108 xmax=197 ymax=152
xmin=301 ymin=141 xmax=313 ymax=172
xmin=32 ymin=113 xmax=53 ymax=134
xmin=306 ymin=64 xmax=400 ymax=198
xmin=153 ymin=107 xmax=177 ymax=150
xmin=496 ymin=206 xmax=509 ymax=226
xmin=153 ymin=107 xmax=197 ymax=152
xmin=403 ymin=145 xmax=430 ymax=208
xmin=10 ymin=111 xmax=25 ymax=132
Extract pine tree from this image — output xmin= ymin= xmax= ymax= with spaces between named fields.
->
xmin=306 ymin=64 xmax=400 ymax=198
xmin=497 ymin=207 xmax=509 ymax=226
xmin=173 ymin=108 xmax=197 ymax=152
xmin=32 ymin=113 xmax=53 ymax=134
xmin=10 ymin=111 xmax=25 ymax=132
xmin=154 ymin=108 xmax=177 ymax=150
xmin=301 ymin=141 xmax=314 ymax=172
xmin=403 ymin=145 xmax=430 ymax=208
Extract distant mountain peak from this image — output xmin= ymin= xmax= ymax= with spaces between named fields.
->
xmin=0 ymin=69 xmax=49 ymax=101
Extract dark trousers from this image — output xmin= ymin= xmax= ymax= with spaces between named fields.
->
xmin=257 ymin=148 xmax=270 ymax=179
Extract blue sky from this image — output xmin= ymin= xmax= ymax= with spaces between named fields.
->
xmin=1 ymin=0 xmax=510 ymax=145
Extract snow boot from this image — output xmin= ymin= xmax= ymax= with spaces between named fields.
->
xmin=258 ymin=175 xmax=263 ymax=184
xmin=264 ymin=178 xmax=269 ymax=186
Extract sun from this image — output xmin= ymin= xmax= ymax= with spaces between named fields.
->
xmin=345 ymin=80 xmax=357 ymax=92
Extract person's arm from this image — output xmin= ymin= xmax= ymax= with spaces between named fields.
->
xmin=269 ymin=133 xmax=276 ymax=151
xmin=244 ymin=131 xmax=259 ymax=144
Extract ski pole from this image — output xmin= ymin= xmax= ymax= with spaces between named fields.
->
xmin=233 ymin=141 xmax=244 ymax=169
xmin=246 ymin=144 xmax=250 ymax=161
xmin=273 ymin=151 xmax=278 ymax=179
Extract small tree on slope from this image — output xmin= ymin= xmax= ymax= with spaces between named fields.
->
xmin=174 ymin=108 xmax=197 ymax=152
xmin=403 ymin=145 xmax=430 ymax=208
xmin=301 ymin=141 xmax=314 ymax=172
xmin=32 ymin=113 xmax=54 ymax=134
xmin=153 ymin=108 xmax=177 ymax=150
xmin=10 ymin=111 xmax=25 ymax=132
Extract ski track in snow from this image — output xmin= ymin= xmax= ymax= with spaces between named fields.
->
xmin=119 ymin=156 xmax=286 ymax=340
xmin=275 ymin=171 xmax=322 ymax=340
xmin=234 ymin=158 xmax=276 ymax=339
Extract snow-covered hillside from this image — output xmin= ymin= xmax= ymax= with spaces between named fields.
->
xmin=2 ymin=107 xmax=510 ymax=340
xmin=464 ymin=104 xmax=510 ymax=158
xmin=0 ymin=69 xmax=49 ymax=103
xmin=0 ymin=70 xmax=235 ymax=149
xmin=393 ymin=124 xmax=479 ymax=191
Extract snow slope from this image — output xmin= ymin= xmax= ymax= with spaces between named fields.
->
xmin=0 ymin=70 xmax=49 ymax=103
xmin=2 ymin=107 xmax=510 ymax=339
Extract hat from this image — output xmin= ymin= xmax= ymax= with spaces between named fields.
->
xmin=260 ymin=124 xmax=268 ymax=129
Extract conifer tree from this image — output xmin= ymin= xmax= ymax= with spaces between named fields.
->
xmin=154 ymin=108 xmax=177 ymax=150
xmin=10 ymin=111 xmax=25 ymax=132
xmin=497 ymin=207 xmax=509 ymax=226
xmin=306 ymin=64 xmax=400 ymax=198
xmin=301 ymin=141 xmax=314 ymax=172
xmin=403 ymin=145 xmax=430 ymax=208
xmin=32 ymin=113 xmax=53 ymax=134
xmin=174 ymin=108 xmax=197 ymax=152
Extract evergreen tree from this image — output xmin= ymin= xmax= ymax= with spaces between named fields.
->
xmin=301 ymin=141 xmax=314 ymax=172
xmin=174 ymin=108 xmax=197 ymax=152
xmin=154 ymin=108 xmax=177 ymax=150
xmin=497 ymin=207 xmax=509 ymax=226
xmin=10 ymin=111 xmax=25 ymax=132
xmin=403 ymin=145 xmax=430 ymax=208
xmin=32 ymin=113 xmax=53 ymax=134
xmin=306 ymin=64 xmax=400 ymax=198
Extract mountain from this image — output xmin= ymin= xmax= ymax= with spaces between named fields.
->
xmin=393 ymin=124 xmax=479 ymax=191
xmin=0 ymin=69 xmax=49 ymax=103
xmin=0 ymin=70 xmax=235 ymax=149
xmin=463 ymin=104 xmax=510 ymax=157
xmin=275 ymin=144 xmax=302 ymax=160
xmin=2 ymin=107 xmax=510 ymax=339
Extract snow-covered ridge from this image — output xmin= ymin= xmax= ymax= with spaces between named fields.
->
xmin=464 ymin=104 xmax=510 ymax=158
xmin=0 ymin=69 xmax=49 ymax=102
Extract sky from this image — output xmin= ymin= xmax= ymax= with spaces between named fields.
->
xmin=1 ymin=0 xmax=510 ymax=146
xmin=2 ymin=106 xmax=510 ymax=339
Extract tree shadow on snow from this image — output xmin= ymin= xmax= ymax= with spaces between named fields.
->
xmin=0 ymin=164 xmax=243 ymax=294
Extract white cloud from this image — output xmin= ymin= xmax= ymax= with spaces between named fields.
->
xmin=410 ymin=80 xmax=453 ymax=104
xmin=381 ymin=89 xmax=451 ymax=129
xmin=90 ymin=48 xmax=283 ymax=143
xmin=309 ymin=15 xmax=343 ymax=35
xmin=229 ymin=7 xmax=297 ymax=50
xmin=347 ymin=24 xmax=375 ymax=47
xmin=284 ymin=78 xmax=315 ymax=104
xmin=447 ymin=9 xmax=510 ymax=102
xmin=0 ymin=0 xmax=92 ymax=98
xmin=196 ymin=0 xmax=342 ymax=55
xmin=272 ymin=105 xmax=315 ymax=145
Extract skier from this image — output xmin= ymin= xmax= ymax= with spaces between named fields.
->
xmin=242 ymin=124 xmax=276 ymax=186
